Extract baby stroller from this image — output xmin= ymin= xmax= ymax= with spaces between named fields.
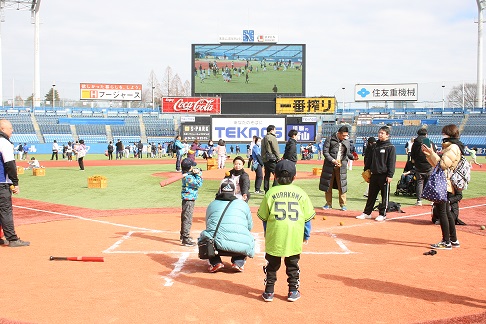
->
xmin=394 ymin=171 xmax=417 ymax=196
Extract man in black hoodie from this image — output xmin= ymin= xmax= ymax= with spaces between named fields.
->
xmin=356 ymin=126 xmax=396 ymax=222
xmin=410 ymin=127 xmax=435 ymax=206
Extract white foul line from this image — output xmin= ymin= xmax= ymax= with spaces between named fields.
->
xmin=386 ymin=203 xmax=486 ymax=221
xmin=164 ymin=252 xmax=190 ymax=287
xmin=103 ymin=231 xmax=136 ymax=253
xmin=14 ymin=205 xmax=167 ymax=232
xmin=17 ymin=202 xmax=486 ymax=288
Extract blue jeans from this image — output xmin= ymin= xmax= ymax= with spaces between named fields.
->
xmin=209 ymin=254 xmax=246 ymax=266
xmin=254 ymin=164 xmax=263 ymax=191
xmin=176 ymin=152 xmax=182 ymax=171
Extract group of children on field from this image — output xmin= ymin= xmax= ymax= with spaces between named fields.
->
xmin=177 ymin=129 xmax=482 ymax=302
xmin=178 ymin=156 xmax=314 ymax=302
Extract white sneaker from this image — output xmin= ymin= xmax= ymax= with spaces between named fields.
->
xmin=375 ymin=215 xmax=386 ymax=222
xmin=356 ymin=213 xmax=371 ymax=219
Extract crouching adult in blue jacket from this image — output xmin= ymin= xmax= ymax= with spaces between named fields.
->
xmin=199 ymin=178 xmax=255 ymax=273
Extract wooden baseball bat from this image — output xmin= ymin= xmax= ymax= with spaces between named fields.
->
xmin=49 ymin=256 xmax=104 ymax=262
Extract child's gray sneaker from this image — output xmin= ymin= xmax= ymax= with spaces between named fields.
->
xmin=287 ymin=291 xmax=301 ymax=302
xmin=8 ymin=239 xmax=30 ymax=247
xmin=262 ymin=292 xmax=274 ymax=302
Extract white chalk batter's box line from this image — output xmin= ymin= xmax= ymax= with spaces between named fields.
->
xmin=13 ymin=205 xmax=354 ymax=255
xmin=103 ymin=230 xmax=355 ymax=256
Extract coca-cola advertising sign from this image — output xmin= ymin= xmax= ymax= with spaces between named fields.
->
xmin=162 ymin=97 xmax=221 ymax=114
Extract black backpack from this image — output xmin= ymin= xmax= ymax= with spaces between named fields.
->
xmin=374 ymin=201 xmax=405 ymax=213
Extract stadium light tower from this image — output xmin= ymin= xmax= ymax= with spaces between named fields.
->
xmin=0 ymin=0 xmax=41 ymax=108
xmin=477 ymin=0 xmax=486 ymax=110
xmin=341 ymin=87 xmax=345 ymax=111
xmin=152 ymin=86 xmax=155 ymax=110
xmin=442 ymin=85 xmax=445 ymax=111
xmin=51 ymin=82 xmax=55 ymax=108
xmin=151 ymin=74 xmax=155 ymax=110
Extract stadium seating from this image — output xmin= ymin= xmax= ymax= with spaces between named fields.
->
xmin=43 ymin=134 xmax=75 ymax=144
xmin=143 ymin=115 xmax=176 ymax=137
xmin=3 ymin=107 xmax=486 ymax=151
xmin=10 ymin=134 xmax=39 ymax=143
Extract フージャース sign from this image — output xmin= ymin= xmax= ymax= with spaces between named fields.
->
xmin=80 ymin=83 xmax=142 ymax=101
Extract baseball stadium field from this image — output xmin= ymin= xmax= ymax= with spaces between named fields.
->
xmin=1 ymin=155 xmax=485 ymax=324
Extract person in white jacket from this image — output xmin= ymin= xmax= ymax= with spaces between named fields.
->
xmin=50 ymin=140 xmax=60 ymax=160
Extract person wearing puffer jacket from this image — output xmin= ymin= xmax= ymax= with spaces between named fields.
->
xmin=422 ymin=124 xmax=464 ymax=250
xmin=198 ymin=178 xmax=254 ymax=273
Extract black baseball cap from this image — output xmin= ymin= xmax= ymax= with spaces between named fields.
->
xmin=275 ymin=159 xmax=296 ymax=178
xmin=219 ymin=178 xmax=236 ymax=195
xmin=181 ymin=158 xmax=197 ymax=172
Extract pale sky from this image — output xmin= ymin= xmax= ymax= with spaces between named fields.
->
xmin=0 ymin=0 xmax=481 ymax=105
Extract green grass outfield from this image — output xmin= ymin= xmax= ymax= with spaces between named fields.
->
xmin=15 ymin=154 xmax=486 ymax=211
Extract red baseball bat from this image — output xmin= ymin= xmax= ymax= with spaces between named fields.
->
xmin=49 ymin=256 xmax=104 ymax=262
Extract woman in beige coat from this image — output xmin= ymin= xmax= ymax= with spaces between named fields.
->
xmin=422 ymin=124 xmax=464 ymax=250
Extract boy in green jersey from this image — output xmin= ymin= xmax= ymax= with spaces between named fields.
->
xmin=257 ymin=159 xmax=315 ymax=302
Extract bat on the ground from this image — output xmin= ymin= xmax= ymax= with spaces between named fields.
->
xmin=160 ymin=174 xmax=183 ymax=187
xmin=49 ymin=256 xmax=104 ymax=262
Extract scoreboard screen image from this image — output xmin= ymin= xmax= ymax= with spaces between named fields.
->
xmin=192 ymin=44 xmax=305 ymax=96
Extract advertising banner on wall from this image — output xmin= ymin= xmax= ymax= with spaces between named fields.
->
xmin=80 ymin=83 xmax=142 ymax=101
xmin=181 ymin=116 xmax=211 ymax=142
xmin=218 ymin=31 xmax=278 ymax=43
xmin=162 ymin=97 xmax=221 ymax=114
xmin=354 ymin=83 xmax=418 ymax=101
xmin=286 ymin=124 xmax=316 ymax=143
xmin=181 ymin=124 xmax=211 ymax=142
xmin=212 ymin=117 xmax=286 ymax=142
xmin=276 ymin=97 xmax=335 ymax=114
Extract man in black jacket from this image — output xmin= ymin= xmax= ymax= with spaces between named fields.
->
xmin=283 ymin=129 xmax=298 ymax=163
xmin=261 ymin=125 xmax=280 ymax=193
xmin=137 ymin=141 xmax=144 ymax=159
xmin=319 ymin=126 xmax=354 ymax=211
xmin=0 ymin=120 xmax=30 ymax=247
xmin=410 ymin=128 xmax=435 ymax=206
xmin=115 ymin=139 xmax=124 ymax=160
xmin=356 ymin=126 xmax=396 ymax=221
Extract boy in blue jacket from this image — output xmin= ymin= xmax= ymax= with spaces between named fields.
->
xmin=180 ymin=158 xmax=203 ymax=246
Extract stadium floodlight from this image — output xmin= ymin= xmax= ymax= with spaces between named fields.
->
xmin=477 ymin=0 xmax=486 ymax=110
xmin=152 ymin=86 xmax=155 ymax=110
xmin=442 ymin=85 xmax=445 ymax=111
xmin=341 ymin=87 xmax=345 ymax=111
xmin=52 ymin=83 xmax=55 ymax=108
xmin=0 ymin=0 xmax=41 ymax=108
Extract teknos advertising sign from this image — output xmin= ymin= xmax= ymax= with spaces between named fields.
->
xmin=212 ymin=117 xmax=285 ymax=142
xmin=162 ymin=97 xmax=221 ymax=114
